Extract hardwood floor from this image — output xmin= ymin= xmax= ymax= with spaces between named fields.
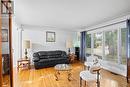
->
xmin=3 ymin=75 xmax=10 ymax=87
xmin=13 ymin=61 xmax=130 ymax=87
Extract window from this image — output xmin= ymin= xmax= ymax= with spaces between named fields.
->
xmin=86 ymin=22 xmax=127 ymax=65
xmin=105 ymin=30 xmax=118 ymax=63
xmin=93 ymin=32 xmax=102 ymax=58
xmin=86 ymin=33 xmax=91 ymax=56
xmin=121 ymin=28 xmax=127 ymax=64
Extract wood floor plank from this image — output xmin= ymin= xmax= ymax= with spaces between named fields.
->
xmin=5 ymin=61 xmax=128 ymax=87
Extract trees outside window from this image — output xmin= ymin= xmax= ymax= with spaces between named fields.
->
xmin=86 ymin=28 xmax=127 ymax=65
xmin=105 ymin=30 xmax=118 ymax=63
xmin=121 ymin=28 xmax=127 ymax=64
xmin=93 ymin=32 xmax=102 ymax=58
xmin=86 ymin=33 xmax=91 ymax=56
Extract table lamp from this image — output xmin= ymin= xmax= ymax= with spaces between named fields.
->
xmin=66 ymin=39 xmax=73 ymax=54
xmin=24 ymin=40 xmax=30 ymax=59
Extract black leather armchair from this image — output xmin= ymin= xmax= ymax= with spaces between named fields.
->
xmin=33 ymin=50 xmax=69 ymax=69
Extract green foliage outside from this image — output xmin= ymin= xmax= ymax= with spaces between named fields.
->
xmin=86 ymin=34 xmax=91 ymax=48
xmin=86 ymin=33 xmax=91 ymax=54
xmin=121 ymin=28 xmax=127 ymax=64
xmin=86 ymin=28 xmax=127 ymax=65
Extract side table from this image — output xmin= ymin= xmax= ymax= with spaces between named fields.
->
xmin=17 ymin=58 xmax=31 ymax=71
xmin=68 ymin=53 xmax=76 ymax=63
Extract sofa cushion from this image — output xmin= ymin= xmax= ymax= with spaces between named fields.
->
xmin=49 ymin=58 xmax=67 ymax=61
xmin=48 ymin=55 xmax=61 ymax=58
xmin=39 ymin=59 xmax=50 ymax=63
xmin=40 ymin=55 xmax=48 ymax=59
xmin=55 ymin=51 xmax=62 ymax=55
xmin=33 ymin=53 xmax=40 ymax=57
xmin=38 ymin=51 xmax=62 ymax=56
xmin=38 ymin=51 xmax=48 ymax=56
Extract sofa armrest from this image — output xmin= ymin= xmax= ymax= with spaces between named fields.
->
xmin=33 ymin=57 xmax=40 ymax=62
xmin=33 ymin=53 xmax=40 ymax=62
xmin=61 ymin=51 xmax=68 ymax=58
xmin=64 ymin=54 xmax=68 ymax=58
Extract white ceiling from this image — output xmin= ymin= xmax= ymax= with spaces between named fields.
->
xmin=15 ymin=0 xmax=130 ymax=31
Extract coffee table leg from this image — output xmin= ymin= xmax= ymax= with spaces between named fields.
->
xmin=68 ymin=70 xmax=72 ymax=81
xmin=55 ymin=70 xmax=60 ymax=81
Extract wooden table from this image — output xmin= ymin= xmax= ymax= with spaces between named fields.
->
xmin=54 ymin=64 xmax=72 ymax=81
xmin=68 ymin=53 xmax=76 ymax=63
xmin=17 ymin=58 xmax=31 ymax=71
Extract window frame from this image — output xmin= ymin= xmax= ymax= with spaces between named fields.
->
xmin=86 ymin=28 xmax=127 ymax=65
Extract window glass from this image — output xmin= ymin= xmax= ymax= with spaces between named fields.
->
xmin=86 ymin=33 xmax=91 ymax=56
xmin=93 ymin=32 xmax=102 ymax=58
xmin=121 ymin=28 xmax=127 ymax=64
xmin=105 ymin=30 xmax=118 ymax=63
xmin=86 ymin=27 xmax=127 ymax=64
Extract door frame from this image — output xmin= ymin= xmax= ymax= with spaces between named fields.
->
xmin=0 ymin=0 xmax=13 ymax=87
xmin=0 ymin=1 xmax=3 ymax=86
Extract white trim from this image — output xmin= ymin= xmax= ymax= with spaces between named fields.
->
xmin=22 ymin=24 xmax=78 ymax=32
xmin=17 ymin=28 xmax=23 ymax=59
xmin=87 ymin=22 xmax=126 ymax=33
xmin=85 ymin=14 xmax=130 ymax=31
xmin=91 ymin=33 xmax=94 ymax=56
xmin=102 ymin=31 xmax=105 ymax=60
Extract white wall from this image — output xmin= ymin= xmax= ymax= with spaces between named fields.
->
xmin=12 ymin=25 xmax=77 ymax=67
xmin=12 ymin=19 xmax=19 ymax=67
xmin=101 ymin=60 xmax=127 ymax=77
xmin=22 ymin=29 xmax=76 ymax=58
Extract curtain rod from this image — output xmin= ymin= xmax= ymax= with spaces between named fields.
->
xmin=87 ymin=20 xmax=127 ymax=32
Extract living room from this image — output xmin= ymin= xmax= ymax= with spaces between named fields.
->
xmin=1 ymin=0 xmax=130 ymax=87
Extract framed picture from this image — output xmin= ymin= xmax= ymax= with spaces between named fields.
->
xmin=46 ymin=31 xmax=56 ymax=42
xmin=2 ymin=29 xmax=8 ymax=42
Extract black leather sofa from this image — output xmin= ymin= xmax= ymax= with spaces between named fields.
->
xmin=33 ymin=50 xmax=69 ymax=69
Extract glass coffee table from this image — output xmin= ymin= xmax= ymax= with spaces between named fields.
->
xmin=54 ymin=64 xmax=72 ymax=81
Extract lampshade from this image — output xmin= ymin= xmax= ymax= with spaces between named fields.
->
xmin=24 ymin=40 xmax=30 ymax=49
xmin=66 ymin=39 xmax=73 ymax=48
